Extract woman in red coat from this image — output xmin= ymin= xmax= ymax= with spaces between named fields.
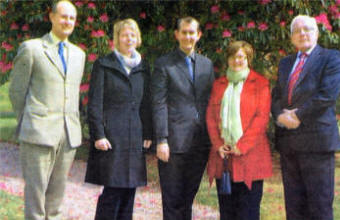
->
xmin=206 ymin=41 xmax=272 ymax=220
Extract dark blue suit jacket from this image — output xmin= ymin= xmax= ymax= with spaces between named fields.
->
xmin=272 ymin=45 xmax=340 ymax=152
xmin=151 ymin=49 xmax=215 ymax=153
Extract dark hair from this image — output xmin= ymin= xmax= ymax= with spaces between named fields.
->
xmin=225 ymin=41 xmax=254 ymax=68
xmin=177 ymin=16 xmax=200 ymax=31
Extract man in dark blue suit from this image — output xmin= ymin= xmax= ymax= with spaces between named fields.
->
xmin=151 ymin=17 xmax=214 ymax=220
xmin=272 ymin=15 xmax=340 ymax=220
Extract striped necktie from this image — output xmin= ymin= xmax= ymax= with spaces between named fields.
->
xmin=58 ymin=42 xmax=67 ymax=74
xmin=287 ymin=53 xmax=307 ymax=105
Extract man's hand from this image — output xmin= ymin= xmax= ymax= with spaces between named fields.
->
xmin=157 ymin=143 xmax=170 ymax=162
xmin=143 ymin=140 xmax=152 ymax=149
xmin=94 ymin=138 xmax=112 ymax=151
xmin=277 ymin=108 xmax=301 ymax=129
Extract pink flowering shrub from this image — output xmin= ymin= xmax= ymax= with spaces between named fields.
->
xmin=0 ymin=0 xmax=339 ymax=137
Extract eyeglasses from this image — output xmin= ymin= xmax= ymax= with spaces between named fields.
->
xmin=229 ymin=55 xmax=247 ymax=61
xmin=292 ymin=26 xmax=316 ymax=35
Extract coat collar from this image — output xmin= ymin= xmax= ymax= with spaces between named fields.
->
xmin=100 ymin=52 xmax=144 ymax=77
xmin=218 ymin=69 xmax=257 ymax=84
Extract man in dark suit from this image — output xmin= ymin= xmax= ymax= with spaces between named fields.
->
xmin=151 ymin=17 xmax=215 ymax=220
xmin=272 ymin=15 xmax=340 ymax=220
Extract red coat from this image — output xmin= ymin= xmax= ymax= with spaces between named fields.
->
xmin=206 ymin=69 xmax=273 ymax=189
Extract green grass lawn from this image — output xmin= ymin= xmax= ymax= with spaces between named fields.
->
xmin=0 ymin=190 xmax=24 ymax=219
xmin=0 ymin=83 xmax=17 ymax=142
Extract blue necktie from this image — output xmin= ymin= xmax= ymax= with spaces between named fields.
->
xmin=58 ymin=42 xmax=67 ymax=74
xmin=185 ymin=56 xmax=194 ymax=81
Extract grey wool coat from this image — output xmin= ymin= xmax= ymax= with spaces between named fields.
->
xmin=85 ymin=52 xmax=152 ymax=188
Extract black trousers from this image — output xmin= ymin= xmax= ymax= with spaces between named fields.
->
xmin=280 ymin=149 xmax=335 ymax=220
xmin=216 ymin=179 xmax=263 ymax=220
xmin=94 ymin=186 xmax=136 ymax=220
xmin=158 ymin=147 xmax=209 ymax=220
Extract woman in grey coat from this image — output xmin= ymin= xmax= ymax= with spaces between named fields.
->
xmin=85 ymin=18 xmax=152 ymax=220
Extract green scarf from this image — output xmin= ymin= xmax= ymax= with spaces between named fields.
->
xmin=220 ymin=67 xmax=250 ymax=148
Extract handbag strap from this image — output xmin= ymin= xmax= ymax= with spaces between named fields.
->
xmin=223 ymin=157 xmax=229 ymax=172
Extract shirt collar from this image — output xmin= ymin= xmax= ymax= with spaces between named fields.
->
xmin=49 ymin=31 xmax=69 ymax=47
xmin=297 ymin=44 xmax=316 ymax=57
xmin=177 ymin=48 xmax=195 ymax=61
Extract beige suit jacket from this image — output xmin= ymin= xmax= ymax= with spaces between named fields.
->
xmin=9 ymin=33 xmax=85 ymax=147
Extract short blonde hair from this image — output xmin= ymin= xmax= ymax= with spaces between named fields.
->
xmin=113 ymin=18 xmax=142 ymax=51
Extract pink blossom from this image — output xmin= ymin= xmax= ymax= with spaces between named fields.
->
xmin=87 ymin=53 xmax=97 ymax=62
xmin=315 ymin=13 xmax=332 ymax=31
xmin=279 ymin=49 xmax=286 ymax=56
xmin=1 ymin=42 xmax=13 ymax=51
xmin=336 ymin=0 xmax=340 ymax=5
xmin=288 ymin=10 xmax=294 ymax=15
xmin=247 ymin=21 xmax=256 ymax=29
xmin=21 ymin=24 xmax=29 ymax=31
xmin=1 ymin=10 xmax=7 ymax=16
xmin=258 ymin=0 xmax=271 ymax=4
xmin=258 ymin=22 xmax=268 ymax=31
xmin=91 ymin=30 xmax=105 ymax=38
xmin=139 ymin=12 xmax=146 ymax=19
xmin=0 ymin=61 xmax=13 ymax=73
xmin=108 ymin=39 xmax=115 ymax=51
xmin=87 ymin=16 xmax=94 ymax=23
xmin=205 ymin=22 xmax=214 ymax=30
xmin=328 ymin=5 xmax=339 ymax=18
xmin=214 ymin=66 xmax=219 ymax=73
xmin=221 ymin=12 xmax=230 ymax=21
xmin=280 ymin=21 xmax=286 ymax=27
xmin=99 ymin=13 xmax=109 ymax=23
xmin=238 ymin=26 xmax=245 ymax=32
xmin=75 ymin=1 xmax=83 ymax=7
xmin=222 ymin=29 xmax=232 ymax=38
xmin=78 ymin=43 xmax=87 ymax=50
xmin=80 ymin=83 xmax=89 ymax=92
xmin=82 ymin=96 xmax=88 ymax=106
xmin=88 ymin=2 xmax=96 ymax=9
xmin=157 ymin=25 xmax=165 ymax=32
xmin=210 ymin=5 xmax=220 ymax=14
xmin=10 ymin=22 xmax=19 ymax=30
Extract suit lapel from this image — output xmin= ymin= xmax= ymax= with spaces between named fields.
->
xmin=42 ymin=34 xmax=66 ymax=77
xmin=280 ymin=54 xmax=297 ymax=105
xmin=174 ymin=50 xmax=194 ymax=85
xmin=294 ymin=45 xmax=321 ymax=90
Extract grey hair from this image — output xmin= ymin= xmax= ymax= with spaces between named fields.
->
xmin=290 ymin=15 xmax=318 ymax=35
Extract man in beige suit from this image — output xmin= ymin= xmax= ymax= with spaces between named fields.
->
xmin=9 ymin=1 xmax=85 ymax=219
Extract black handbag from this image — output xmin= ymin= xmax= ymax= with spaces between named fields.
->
xmin=219 ymin=157 xmax=232 ymax=195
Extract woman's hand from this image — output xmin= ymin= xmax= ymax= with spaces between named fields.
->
xmin=218 ymin=145 xmax=242 ymax=158
xmin=218 ymin=145 xmax=231 ymax=159
xmin=143 ymin=140 xmax=152 ymax=149
xmin=94 ymin=138 xmax=112 ymax=151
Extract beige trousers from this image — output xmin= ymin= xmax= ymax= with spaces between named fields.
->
xmin=20 ymin=130 xmax=76 ymax=220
